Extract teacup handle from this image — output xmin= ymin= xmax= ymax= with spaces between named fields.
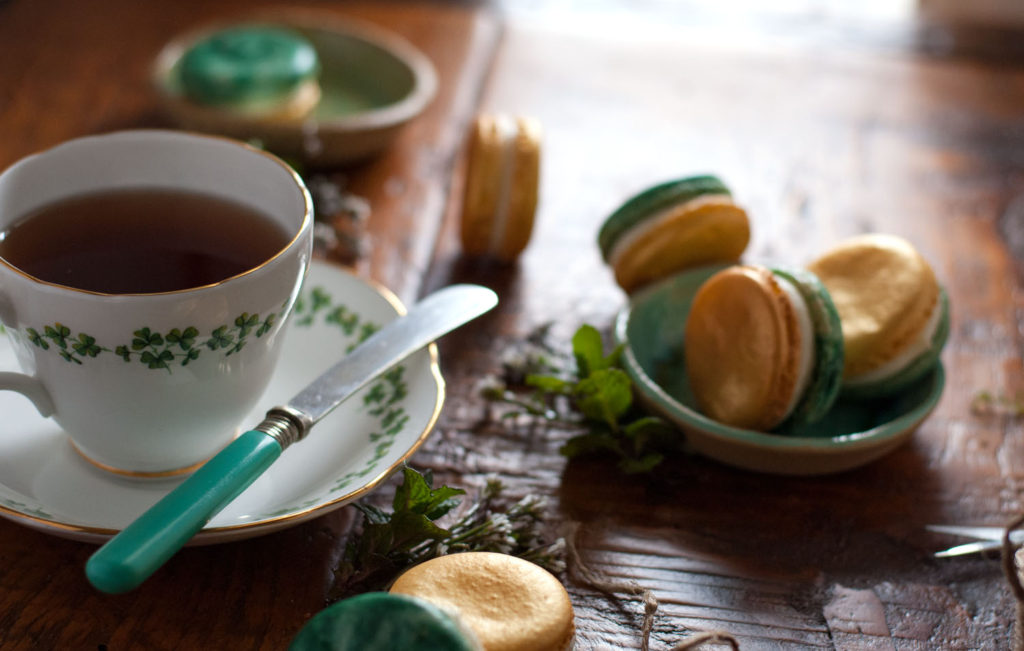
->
xmin=0 ymin=372 xmax=56 ymax=417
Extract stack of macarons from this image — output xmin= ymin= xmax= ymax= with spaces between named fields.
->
xmin=459 ymin=114 xmax=542 ymax=263
xmin=681 ymin=234 xmax=947 ymax=432
xmin=598 ymin=178 xmax=949 ymax=433
xmin=177 ymin=24 xmax=322 ymax=122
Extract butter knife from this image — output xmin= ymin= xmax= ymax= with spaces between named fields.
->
xmin=86 ymin=283 xmax=497 ymax=594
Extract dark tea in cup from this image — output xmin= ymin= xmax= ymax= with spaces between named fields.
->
xmin=0 ymin=130 xmax=313 ymax=475
xmin=0 ymin=188 xmax=292 ymax=294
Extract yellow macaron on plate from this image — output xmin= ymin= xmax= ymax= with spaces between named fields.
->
xmin=152 ymin=9 xmax=437 ymax=166
xmin=615 ymin=265 xmax=945 ymax=476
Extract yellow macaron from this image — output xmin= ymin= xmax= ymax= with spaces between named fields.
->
xmin=460 ymin=115 xmax=542 ymax=263
xmin=598 ymin=175 xmax=750 ymax=293
xmin=683 ymin=264 xmax=845 ymax=432
xmin=807 ymin=233 xmax=950 ymax=395
xmin=390 ymin=552 xmax=574 ymax=651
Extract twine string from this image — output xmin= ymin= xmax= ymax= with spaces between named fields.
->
xmin=1002 ymin=513 xmax=1024 ymax=651
xmin=1003 ymin=512 xmax=1024 ymax=603
xmin=563 ymin=521 xmax=740 ymax=650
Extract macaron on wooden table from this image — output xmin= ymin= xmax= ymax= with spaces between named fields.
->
xmin=3 ymin=0 xmax=1024 ymax=649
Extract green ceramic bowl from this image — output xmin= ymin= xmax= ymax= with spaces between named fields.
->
xmin=615 ymin=265 xmax=945 ymax=475
xmin=153 ymin=10 xmax=437 ymax=166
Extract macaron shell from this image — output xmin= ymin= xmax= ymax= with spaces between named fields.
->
xmin=609 ymin=197 xmax=749 ymax=293
xmin=598 ymin=174 xmax=731 ymax=260
xmin=234 ymin=77 xmax=321 ymax=120
xmin=390 ymin=552 xmax=574 ymax=651
xmin=770 ymin=267 xmax=845 ymax=429
xmin=460 ymin=116 xmax=541 ymax=262
xmin=288 ymin=592 xmax=480 ymax=651
xmin=180 ymin=25 xmax=320 ymax=105
xmin=841 ymin=287 xmax=950 ymax=399
xmin=807 ymin=234 xmax=940 ymax=378
xmin=496 ymin=117 xmax=541 ymax=260
xmin=683 ymin=265 xmax=800 ymax=431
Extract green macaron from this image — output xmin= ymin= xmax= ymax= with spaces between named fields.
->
xmin=807 ymin=233 xmax=949 ymax=400
xmin=840 ymin=288 xmax=950 ymax=400
xmin=684 ymin=264 xmax=844 ymax=432
xmin=770 ymin=267 xmax=846 ymax=431
xmin=289 ymin=592 xmax=479 ymax=651
xmin=597 ymin=175 xmax=750 ymax=293
xmin=180 ymin=25 xmax=319 ymax=107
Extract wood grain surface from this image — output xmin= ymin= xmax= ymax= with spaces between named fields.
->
xmin=420 ymin=4 xmax=1024 ymax=649
xmin=3 ymin=0 xmax=1024 ymax=649
xmin=0 ymin=1 xmax=499 ymax=649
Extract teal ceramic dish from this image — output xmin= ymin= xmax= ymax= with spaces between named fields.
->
xmin=153 ymin=9 xmax=438 ymax=166
xmin=615 ymin=265 xmax=945 ymax=476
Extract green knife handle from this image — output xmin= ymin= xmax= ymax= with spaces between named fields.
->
xmin=85 ymin=430 xmax=282 ymax=594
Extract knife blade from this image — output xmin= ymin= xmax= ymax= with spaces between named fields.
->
xmin=85 ymin=283 xmax=497 ymax=594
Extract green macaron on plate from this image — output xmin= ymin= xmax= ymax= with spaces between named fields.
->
xmin=615 ymin=265 xmax=946 ymax=476
xmin=153 ymin=9 xmax=437 ymax=166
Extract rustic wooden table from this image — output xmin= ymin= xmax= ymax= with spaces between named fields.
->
xmin=3 ymin=0 xmax=1024 ymax=648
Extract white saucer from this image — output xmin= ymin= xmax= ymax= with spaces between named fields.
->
xmin=0 ymin=260 xmax=443 ymax=545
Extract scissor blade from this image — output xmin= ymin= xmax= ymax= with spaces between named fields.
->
xmin=934 ymin=540 xmax=1002 ymax=558
xmin=927 ymin=524 xmax=1024 ymax=543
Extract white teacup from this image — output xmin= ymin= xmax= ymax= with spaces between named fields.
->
xmin=0 ymin=130 xmax=313 ymax=476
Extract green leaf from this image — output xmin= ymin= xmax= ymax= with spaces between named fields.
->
xmin=59 ymin=350 xmax=80 ymax=364
xmin=141 ymin=349 xmax=173 ymax=369
xmin=624 ymin=416 xmax=674 ymax=440
xmin=166 ymin=327 xmax=197 ymax=350
xmin=525 ymin=374 xmax=573 ymax=394
xmin=572 ymin=324 xmax=605 ymax=378
xmin=256 ymin=313 xmax=276 ymax=337
xmin=26 ymin=328 xmax=48 ymax=349
xmin=45 ymin=324 xmax=70 ymax=349
xmin=481 ymin=321 xmax=684 ymax=476
xmin=330 ymin=465 xmax=564 ymax=602
xmin=573 ymin=368 xmax=632 ymax=427
xmin=206 ymin=326 xmax=234 ymax=350
xmin=359 ymin=323 xmax=379 ymax=343
xmin=392 ymin=467 xmax=465 ymax=519
xmin=604 ymin=343 xmax=625 ymax=370
xmin=353 ymin=503 xmax=390 ymax=525
xmin=388 ymin=510 xmax=452 ymax=551
xmin=311 ymin=287 xmax=331 ymax=311
xmin=559 ymin=431 xmax=621 ymax=458
xmin=618 ymin=452 xmax=665 ymax=474
xmin=72 ymin=333 xmax=101 ymax=357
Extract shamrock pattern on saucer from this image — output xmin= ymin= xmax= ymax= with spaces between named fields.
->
xmin=0 ymin=263 xmax=437 ymax=542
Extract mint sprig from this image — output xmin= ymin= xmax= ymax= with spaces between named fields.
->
xmin=330 ymin=467 xmax=564 ymax=600
xmin=484 ymin=324 xmax=681 ymax=474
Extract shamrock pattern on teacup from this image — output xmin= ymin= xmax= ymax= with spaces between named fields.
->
xmin=20 ymin=312 xmax=281 ymax=371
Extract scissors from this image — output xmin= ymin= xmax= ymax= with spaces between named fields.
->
xmin=928 ymin=524 xmax=1024 ymax=558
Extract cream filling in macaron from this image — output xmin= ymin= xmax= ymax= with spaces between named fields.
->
xmin=487 ymin=115 xmax=518 ymax=257
xmin=606 ymin=193 xmax=733 ymax=268
xmin=844 ymin=298 xmax=942 ymax=387
xmin=776 ymin=276 xmax=815 ymax=419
